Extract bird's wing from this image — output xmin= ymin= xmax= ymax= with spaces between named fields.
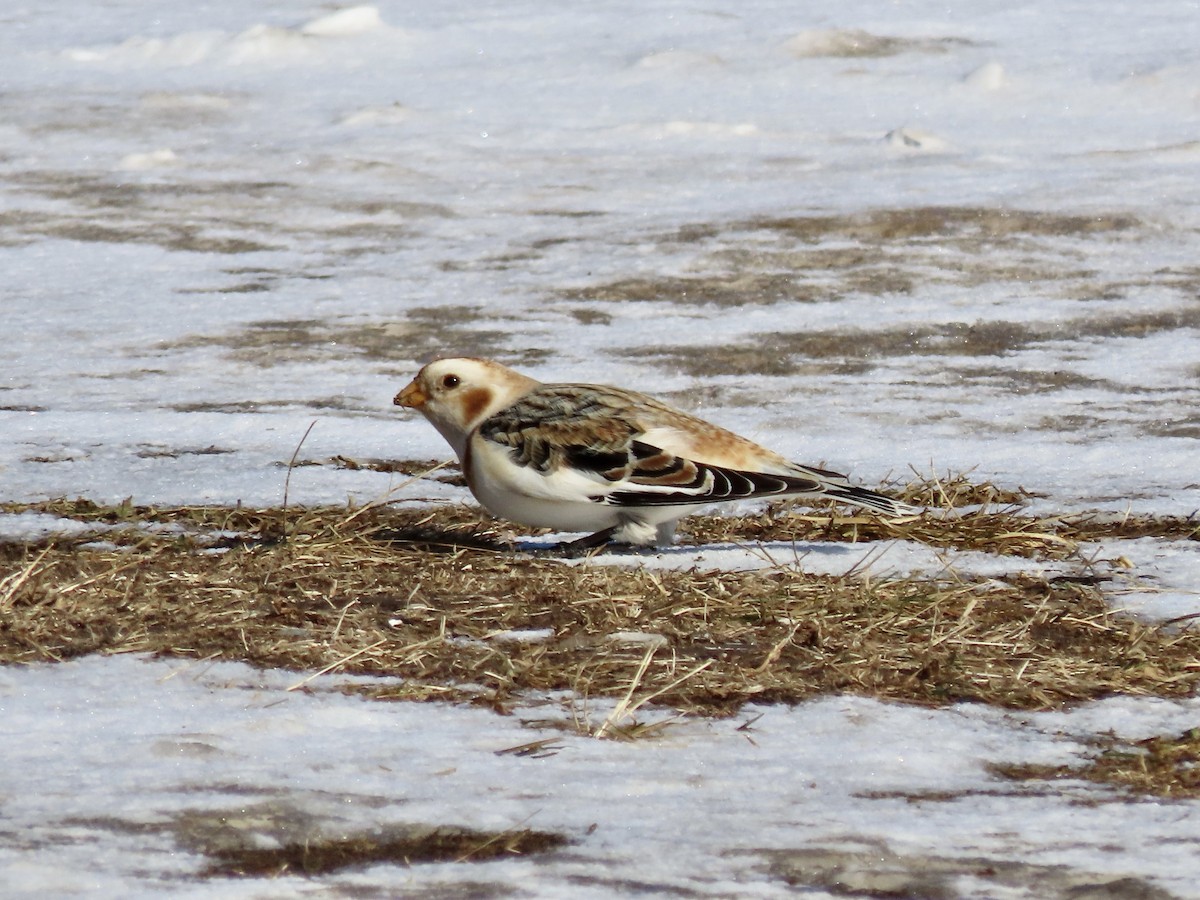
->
xmin=606 ymin=448 xmax=913 ymax=516
xmin=475 ymin=385 xmax=829 ymax=507
xmin=607 ymin=441 xmax=829 ymax=506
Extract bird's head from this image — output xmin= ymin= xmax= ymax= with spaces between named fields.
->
xmin=395 ymin=357 xmax=539 ymax=454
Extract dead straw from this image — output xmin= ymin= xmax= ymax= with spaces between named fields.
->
xmin=2 ymin=494 xmax=1198 ymax=718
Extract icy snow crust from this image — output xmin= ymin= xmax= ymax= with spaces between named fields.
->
xmin=2 ymin=1 xmax=1200 ymax=895
xmin=5 ymin=656 xmax=1200 ymax=898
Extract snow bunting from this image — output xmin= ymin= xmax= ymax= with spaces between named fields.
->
xmin=395 ymin=357 xmax=912 ymax=549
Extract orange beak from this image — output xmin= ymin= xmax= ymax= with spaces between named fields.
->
xmin=394 ymin=380 xmax=427 ymax=409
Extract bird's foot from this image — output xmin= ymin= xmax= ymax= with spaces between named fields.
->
xmin=548 ymin=528 xmax=666 ymax=558
xmin=552 ymin=526 xmax=619 ymax=558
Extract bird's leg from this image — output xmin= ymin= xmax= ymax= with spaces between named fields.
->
xmin=555 ymin=526 xmax=619 ymax=557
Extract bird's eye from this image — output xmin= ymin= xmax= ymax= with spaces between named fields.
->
xmin=441 ymin=374 xmax=460 ymax=389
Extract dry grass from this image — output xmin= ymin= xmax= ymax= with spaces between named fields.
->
xmin=193 ymin=822 xmax=568 ymax=878
xmin=991 ymin=728 xmax=1200 ymax=800
xmin=686 ymin=471 xmax=1197 ymax=561
xmin=688 ymin=506 xmax=1199 ymax=562
xmin=3 ymin=486 xmax=1199 ymax=724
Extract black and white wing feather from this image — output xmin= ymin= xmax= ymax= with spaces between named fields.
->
xmin=476 ymin=386 xmax=909 ymax=515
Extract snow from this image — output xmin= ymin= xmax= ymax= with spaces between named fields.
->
xmin=4 ymin=655 xmax=1200 ymax=898
xmin=2 ymin=0 xmax=1200 ymax=894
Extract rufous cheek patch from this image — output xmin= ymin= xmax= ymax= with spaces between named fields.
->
xmin=460 ymin=387 xmax=494 ymax=425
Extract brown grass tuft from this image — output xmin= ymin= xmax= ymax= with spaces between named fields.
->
xmin=3 ymin=495 xmax=1198 ymax=719
xmin=990 ymin=728 xmax=1200 ymax=800
xmin=194 ymin=822 xmax=568 ymax=877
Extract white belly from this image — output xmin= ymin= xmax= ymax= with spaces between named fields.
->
xmin=473 ymin=473 xmax=620 ymax=531
xmin=466 ymin=437 xmax=697 ymax=544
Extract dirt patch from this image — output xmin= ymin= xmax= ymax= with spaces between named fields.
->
xmin=326 ymin=455 xmax=467 ymax=485
xmin=2 ymin=171 xmax=451 ymax=256
xmin=944 ymin=366 xmax=1113 ymax=394
xmin=782 ymin=31 xmax=978 ymax=59
xmin=630 ymin=306 xmax=1200 ymax=376
xmin=44 ymin=221 xmax=277 ymax=254
xmin=562 ymin=206 xmax=1145 ymax=318
xmin=180 ymin=806 xmax=567 ymax=877
xmin=67 ymin=801 xmax=567 ymax=881
xmin=565 ymin=273 xmax=828 ymax=307
xmin=134 ymin=445 xmax=235 ymax=460
xmin=165 ymin=310 xmax=543 ymax=368
xmin=762 ymin=841 xmax=1177 ymax=899
xmin=741 ymin=207 xmax=1140 ymax=243
xmin=13 ymin=172 xmax=291 ymax=208
xmin=168 ymin=396 xmax=364 ymax=415
xmin=1146 ymin=418 xmax=1200 ymax=439
xmin=624 ymin=321 xmax=1039 ymax=376
xmin=567 ymin=308 xmax=614 ymax=326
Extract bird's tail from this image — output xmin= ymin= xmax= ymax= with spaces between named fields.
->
xmin=822 ymin=482 xmax=915 ymax=517
xmin=790 ymin=464 xmax=917 ymax=517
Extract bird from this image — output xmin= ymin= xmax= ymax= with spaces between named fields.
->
xmin=394 ymin=357 xmax=913 ymax=550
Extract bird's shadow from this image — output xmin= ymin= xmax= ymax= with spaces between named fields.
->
xmin=372 ymin=526 xmax=511 ymax=554
xmin=374 ymin=526 xmax=891 ymax=567
xmin=516 ymin=537 xmax=878 ymax=564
